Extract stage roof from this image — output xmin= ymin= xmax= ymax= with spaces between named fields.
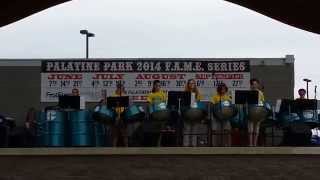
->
xmin=1 ymin=0 xmax=320 ymax=34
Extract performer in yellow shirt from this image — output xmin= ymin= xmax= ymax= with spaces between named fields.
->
xmin=248 ymin=78 xmax=265 ymax=147
xmin=145 ymin=80 xmax=168 ymax=147
xmin=147 ymin=80 xmax=167 ymax=104
xmin=111 ymin=83 xmax=128 ymax=147
xmin=211 ymin=83 xmax=232 ymax=146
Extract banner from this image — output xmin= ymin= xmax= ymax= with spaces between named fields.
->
xmin=41 ymin=59 xmax=251 ymax=102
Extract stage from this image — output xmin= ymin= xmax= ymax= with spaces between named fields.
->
xmin=0 ymin=147 xmax=320 ymax=179
xmin=1 ymin=147 xmax=320 ymax=156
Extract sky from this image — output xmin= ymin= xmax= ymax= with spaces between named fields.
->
xmin=1 ymin=0 xmax=320 ymax=98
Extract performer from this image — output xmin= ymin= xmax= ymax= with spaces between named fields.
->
xmin=183 ymin=79 xmax=204 ymax=147
xmin=71 ymin=88 xmax=85 ymax=109
xmin=297 ymin=88 xmax=307 ymax=99
xmin=147 ymin=80 xmax=167 ymax=104
xmin=248 ymin=78 xmax=265 ymax=147
xmin=24 ymin=107 xmax=37 ymax=147
xmin=71 ymin=88 xmax=80 ymax=96
xmin=145 ymin=80 xmax=167 ymax=147
xmin=211 ymin=83 xmax=232 ymax=146
xmin=111 ymin=83 xmax=128 ymax=147
xmin=184 ymin=79 xmax=202 ymax=101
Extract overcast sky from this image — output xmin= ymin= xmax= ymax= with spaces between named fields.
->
xmin=1 ymin=0 xmax=320 ymax=97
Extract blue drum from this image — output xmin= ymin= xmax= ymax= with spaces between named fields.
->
xmin=93 ymin=105 xmax=115 ymax=125
xmin=45 ymin=110 xmax=66 ymax=147
xmin=70 ymin=110 xmax=94 ymax=147
xmin=125 ymin=105 xmax=145 ymax=123
xmin=212 ymin=101 xmax=237 ymax=122
xmin=182 ymin=102 xmax=207 ymax=123
xmin=149 ymin=102 xmax=171 ymax=123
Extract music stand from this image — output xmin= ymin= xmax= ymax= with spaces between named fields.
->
xmin=107 ymin=96 xmax=129 ymax=109
xmin=167 ymin=91 xmax=191 ymax=147
xmin=294 ymin=99 xmax=318 ymax=111
xmin=235 ymin=90 xmax=259 ymax=105
xmin=167 ymin=91 xmax=191 ymax=108
xmin=58 ymin=95 xmax=80 ymax=110
xmin=278 ymin=99 xmax=295 ymax=113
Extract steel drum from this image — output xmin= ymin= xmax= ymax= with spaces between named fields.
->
xmin=212 ymin=101 xmax=237 ymax=121
xmin=69 ymin=110 xmax=94 ymax=147
xmin=149 ymin=103 xmax=171 ymax=123
xmin=45 ymin=110 xmax=66 ymax=147
xmin=248 ymin=102 xmax=271 ymax=123
xmin=278 ymin=110 xmax=318 ymax=128
xmin=279 ymin=113 xmax=300 ymax=125
xmin=92 ymin=105 xmax=115 ymax=125
xmin=182 ymin=102 xmax=207 ymax=123
xmin=302 ymin=110 xmax=318 ymax=125
xmin=125 ymin=105 xmax=145 ymax=123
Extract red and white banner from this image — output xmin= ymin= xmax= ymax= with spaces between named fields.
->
xmin=41 ymin=59 xmax=251 ymax=102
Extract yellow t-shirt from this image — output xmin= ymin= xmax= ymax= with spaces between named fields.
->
xmin=211 ymin=94 xmax=232 ymax=104
xmin=147 ymin=90 xmax=167 ymax=104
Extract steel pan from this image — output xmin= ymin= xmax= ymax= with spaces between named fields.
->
xmin=149 ymin=103 xmax=171 ymax=122
xmin=248 ymin=102 xmax=270 ymax=123
xmin=302 ymin=110 xmax=318 ymax=124
xmin=278 ymin=110 xmax=318 ymax=128
xmin=212 ymin=101 xmax=237 ymax=121
xmin=125 ymin=105 xmax=145 ymax=123
xmin=182 ymin=102 xmax=207 ymax=123
xmin=92 ymin=105 xmax=115 ymax=125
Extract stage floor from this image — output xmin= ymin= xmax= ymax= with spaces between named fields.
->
xmin=1 ymin=147 xmax=320 ymax=179
xmin=1 ymin=147 xmax=320 ymax=156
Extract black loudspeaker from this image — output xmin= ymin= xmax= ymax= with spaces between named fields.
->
xmin=282 ymin=122 xmax=312 ymax=146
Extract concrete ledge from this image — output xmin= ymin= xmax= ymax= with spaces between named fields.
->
xmin=1 ymin=147 xmax=320 ymax=156
xmin=1 ymin=147 xmax=320 ymax=179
